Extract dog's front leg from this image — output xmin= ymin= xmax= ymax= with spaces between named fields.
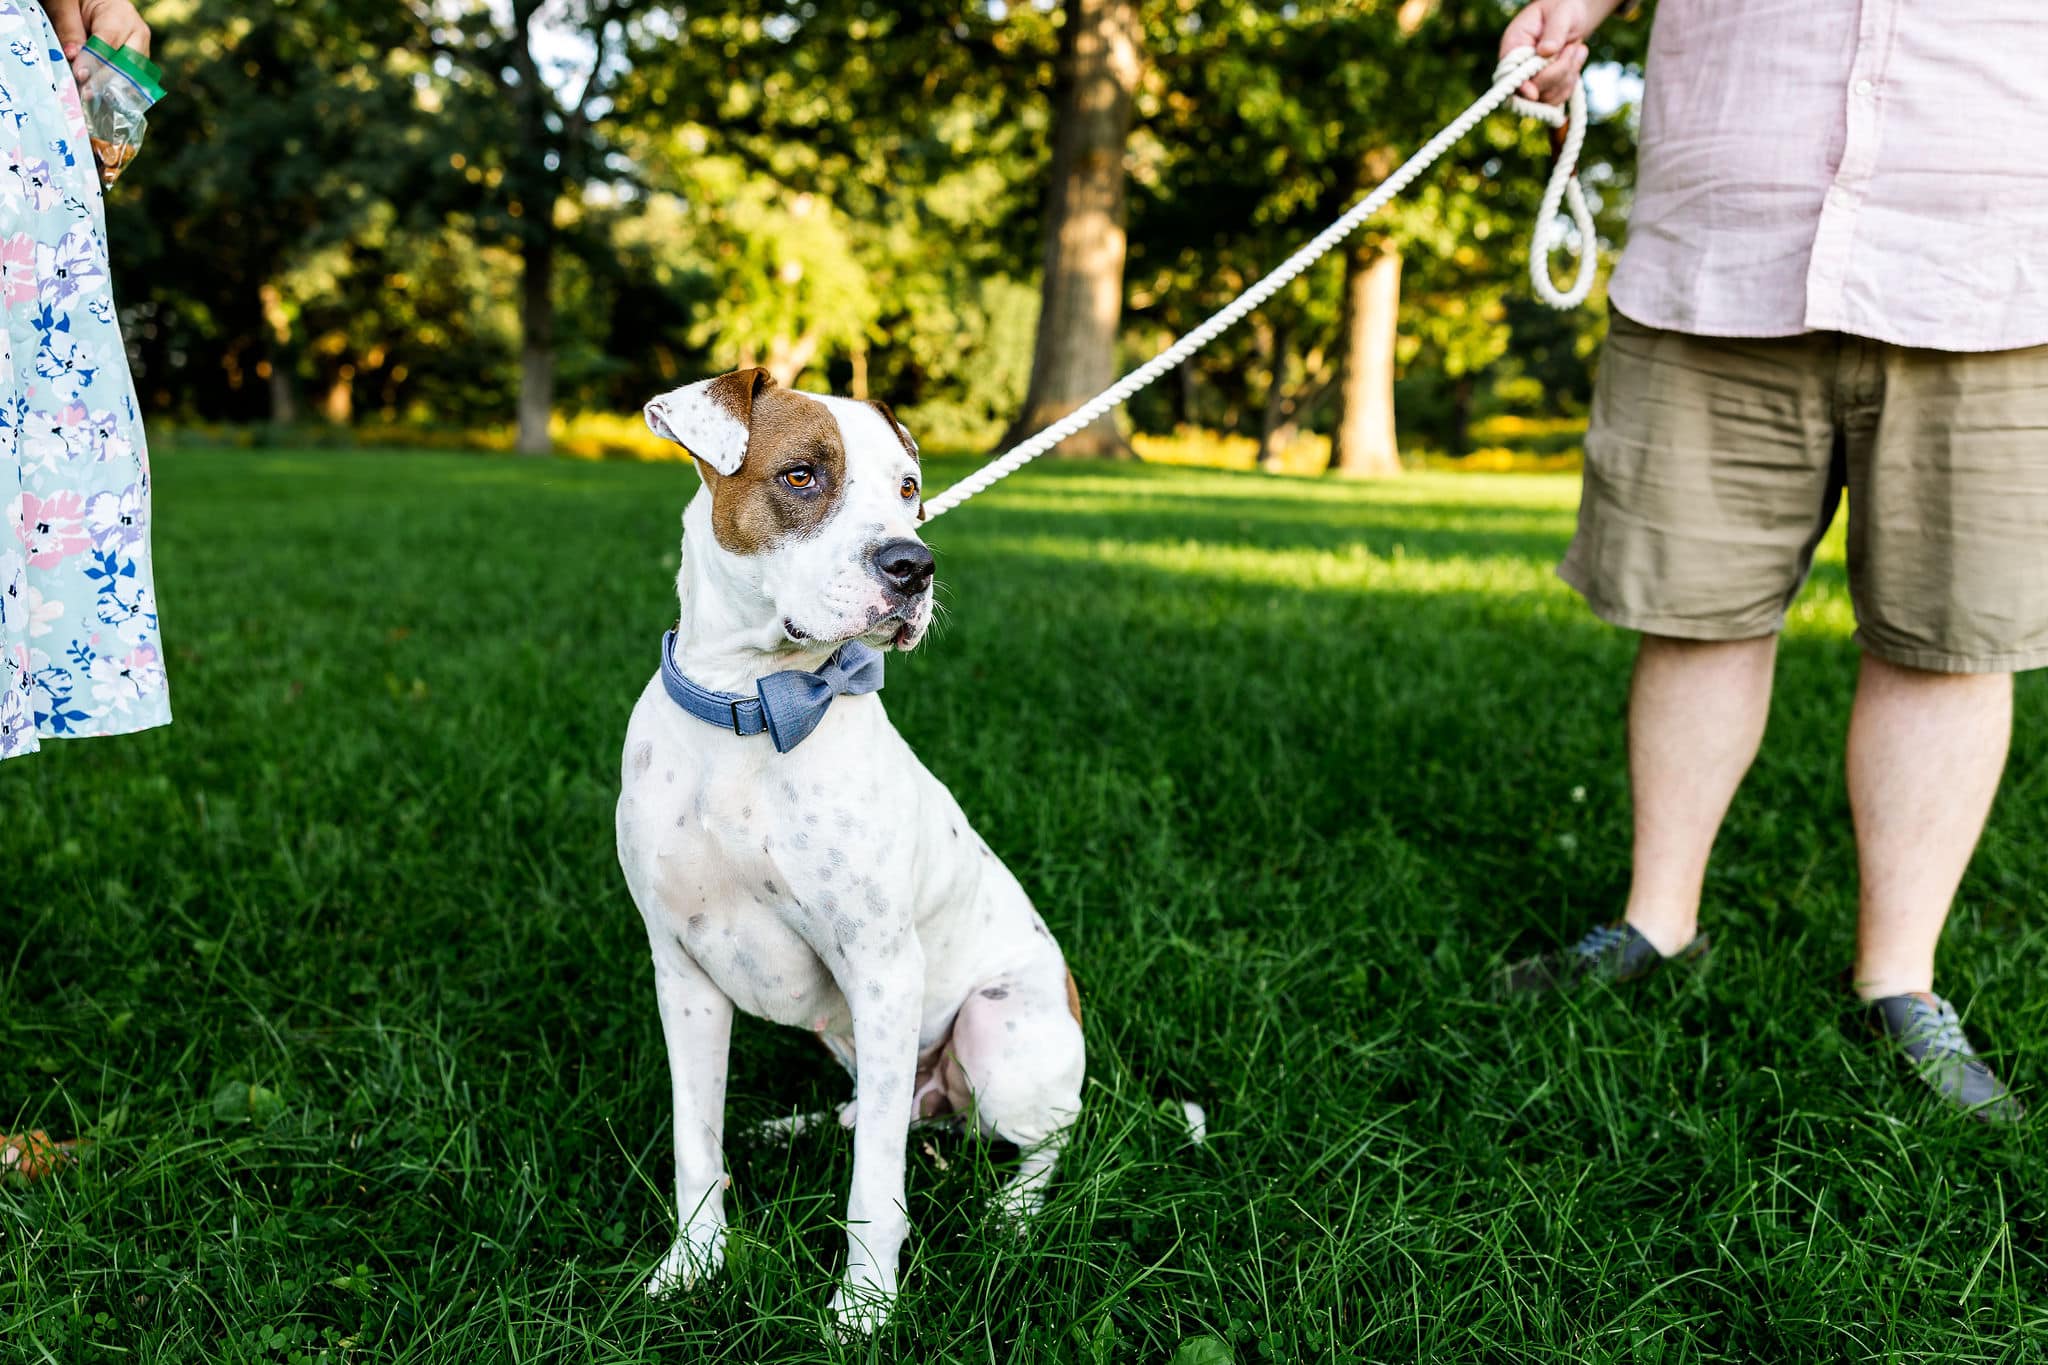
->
xmin=827 ymin=935 xmax=926 ymax=1335
xmin=645 ymin=935 xmax=736 ymax=1298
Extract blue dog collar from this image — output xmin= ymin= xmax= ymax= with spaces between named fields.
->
xmin=659 ymin=628 xmax=885 ymax=754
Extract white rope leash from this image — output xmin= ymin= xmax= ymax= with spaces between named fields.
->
xmin=922 ymin=47 xmax=1590 ymax=521
xmin=1507 ymin=56 xmax=1597 ymax=309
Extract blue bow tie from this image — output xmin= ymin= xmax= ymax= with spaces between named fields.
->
xmin=659 ymin=628 xmax=885 ymax=753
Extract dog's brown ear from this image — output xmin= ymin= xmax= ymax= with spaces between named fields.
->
xmin=644 ymin=368 xmax=775 ymax=476
xmin=867 ymin=398 xmax=919 ymax=462
xmin=867 ymin=398 xmax=924 ymax=519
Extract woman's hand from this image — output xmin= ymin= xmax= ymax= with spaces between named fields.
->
xmin=1498 ymin=0 xmax=1621 ymax=106
xmin=40 ymin=0 xmax=151 ymax=80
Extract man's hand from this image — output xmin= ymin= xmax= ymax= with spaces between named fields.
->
xmin=1499 ymin=0 xmax=1620 ymax=106
xmin=40 ymin=0 xmax=151 ymax=82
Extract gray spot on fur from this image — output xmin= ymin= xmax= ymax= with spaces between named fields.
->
xmin=688 ymin=914 xmax=706 ymax=932
xmin=866 ymin=980 xmax=882 ymax=1001
xmin=631 ymin=743 xmax=653 ymax=775
xmin=763 ymin=879 xmax=780 ymax=896
xmin=980 ymin=986 xmax=1010 ymax=1001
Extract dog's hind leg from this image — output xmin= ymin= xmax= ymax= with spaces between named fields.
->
xmin=644 ymin=933 xmax=738 ymax=1297
xmin=943 ymin=960 xmax=1086 ymax=1222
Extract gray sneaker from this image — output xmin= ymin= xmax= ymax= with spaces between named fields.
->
xmin=1868 ymin=992 xmax=2023 ymax=1123
xmin=1502 ymin=920 xmax=1710 ymax=994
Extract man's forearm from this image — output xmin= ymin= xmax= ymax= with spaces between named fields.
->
xmin=1584 ymin=0 xmax=1634 ymax=33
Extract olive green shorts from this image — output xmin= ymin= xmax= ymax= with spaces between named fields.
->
xmin=1560 ymin=310 xmax=2048 ymax=673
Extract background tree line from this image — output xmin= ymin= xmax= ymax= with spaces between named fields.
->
xmin=110 ymin=0 xmax=1644 ymax=470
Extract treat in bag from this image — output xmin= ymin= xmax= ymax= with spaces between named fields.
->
xmin=76 ymin=36 xmax=166 ymax=188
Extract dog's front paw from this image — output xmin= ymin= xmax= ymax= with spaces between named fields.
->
xmin=646 ymin=1223 xmax=725 ymax=1298
xmin=826 ymin=1272 xmax=897 ymax=1337
xmin=991 ymin=1183 xmax=1046 ymax=1230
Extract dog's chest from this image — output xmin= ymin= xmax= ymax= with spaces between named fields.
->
xmin=675 ymin=884 xmax=848 ymax=1033
xmin=624 ymin=762 xmax=884 ymax=1032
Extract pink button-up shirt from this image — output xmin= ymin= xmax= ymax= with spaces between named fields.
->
xmin=1609 ymin=1 xmax=2048 ymax=353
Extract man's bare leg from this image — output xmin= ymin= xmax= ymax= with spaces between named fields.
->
xmin=1621 ymin=634 xmax=1779 ymax=954
xmin=1847 ymin=653 xmax=2012 ymax=999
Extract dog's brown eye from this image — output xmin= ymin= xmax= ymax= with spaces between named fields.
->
xmin=781 ymin=467 xmax=815 ymax=490
xmin=900 ymin=476 xmax=919 ymax=500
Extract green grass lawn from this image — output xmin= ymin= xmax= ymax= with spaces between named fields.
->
xmin=6 ymin=448 xmax=2048 ymax=1363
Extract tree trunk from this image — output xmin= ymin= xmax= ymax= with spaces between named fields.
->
xmin=1331 ymin=236 xmax=1403 ymax=479
xmin=258 ymin=283 xmax=298 ymax=424
xmin=268 ymin=363 xmax=299 ymax=426
xmin=515 ymin=222 xmax=556 ymax=456
xmin=1171 ymin=339 xmax=1194 ymax=427
xmin=764 ymin=330 xmax=822 ymax=388
xmin=1256 ymin=315 xmax=1290 ymax=471
xmin=321 ymin=366 xmax=354 ymax=425
xmin=998 ymin=0 xmax=1141 ymax=459
xmin=1449 ymin=373 xmax=1475 ymax=454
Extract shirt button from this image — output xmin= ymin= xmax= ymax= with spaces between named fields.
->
xmin=1853 ymin=78 xmax=1874 ymax=95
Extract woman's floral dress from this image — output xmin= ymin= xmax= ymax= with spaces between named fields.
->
xmin=0 ymin=0 xmax=167 ymax=760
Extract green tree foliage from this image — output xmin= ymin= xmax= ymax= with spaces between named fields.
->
xmin=111 ymin=0 xmax=426 ymax=421
xmin=613 ymin=1 xmax=1059 ymax=443
xmin=113 ymin=0 xmax=1641 ymax=459
xmin=1127 ymin=0 xmax=1641 ymax=464
xmin=403 ymin=0 xmax=672 ymax=452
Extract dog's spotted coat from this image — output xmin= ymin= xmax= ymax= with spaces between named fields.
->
xmin=617 ymin=370 xmax=1085 ymax=1333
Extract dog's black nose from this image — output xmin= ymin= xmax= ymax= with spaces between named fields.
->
xmin=871 ymin=538 xmax=935 ymax=596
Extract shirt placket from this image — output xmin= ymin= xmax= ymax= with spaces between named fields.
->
xmin=1803 ymin=0 xmax=1900 ymax=334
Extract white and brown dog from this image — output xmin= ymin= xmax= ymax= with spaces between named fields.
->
xmin=614 ymin=369 xmax=1085 ymax=1332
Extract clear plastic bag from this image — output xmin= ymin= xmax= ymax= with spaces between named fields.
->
xmin=76 ymin=36 xmax=165 ymax=188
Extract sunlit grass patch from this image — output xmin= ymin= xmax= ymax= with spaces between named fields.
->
xmin=970 ymin=531 xmax=1572 ymax=599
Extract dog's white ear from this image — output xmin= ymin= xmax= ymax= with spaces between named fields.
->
xmin=643 ymin=368 xmax=775 ymax=477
